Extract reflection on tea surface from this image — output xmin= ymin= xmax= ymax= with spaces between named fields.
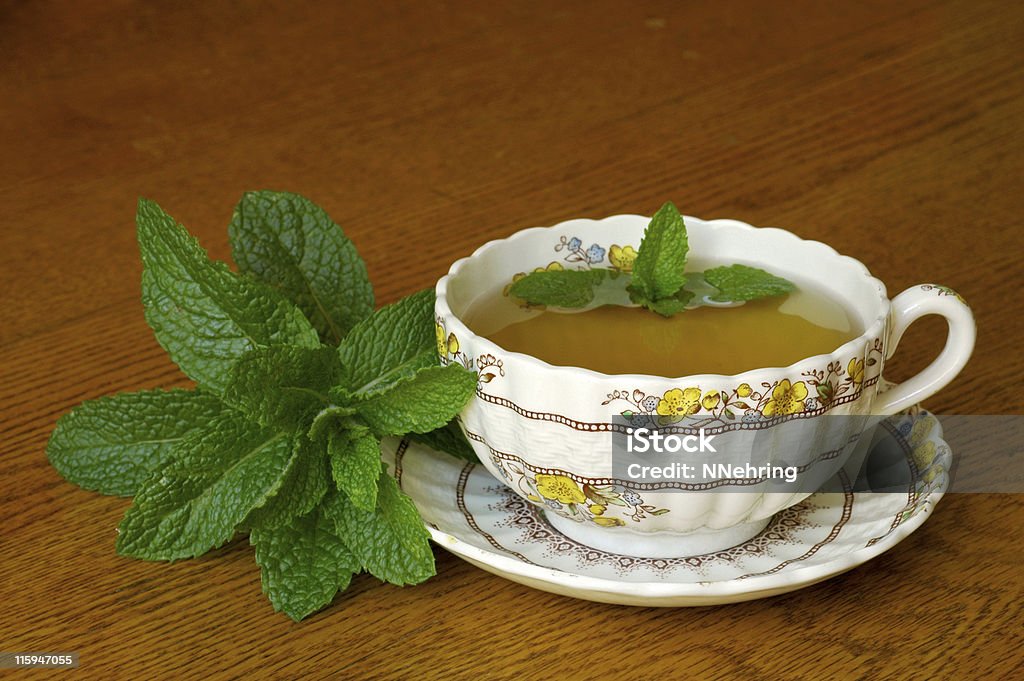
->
xmin=466 ymin=284 xmax=861 ymax=377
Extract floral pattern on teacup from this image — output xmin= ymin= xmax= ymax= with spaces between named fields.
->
xmin=436 ymin=317 xmax=504 ymax=385
xmin=493 ymin=459 xmax=669 ymax=527
xmin=603 ymin=339 xmax=884 ymax=427
xmin=501 ymin=236 xmax=638 ymax=305
xmin=920 ymin=284 xmax=966 ymax=304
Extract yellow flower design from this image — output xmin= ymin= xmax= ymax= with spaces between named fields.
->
xmin=762 ymin=379 xmax=808 ymax=417
xmin=590 ymin=504 xmax=606 ymax=516
xmin=503 ymin=272 xmax=527 ymax=300
xmin=913 ymin=440 xmax=937 ymax=469
xmin=737 ymin=383 xmax=752 ymax=398
xmin=656 ymin=387 xmax=702 ymax=422
xmin=701 ymin=390 xmax=721 ymax=411
xmin=435 ymin=323 xmax=446 ymax=357
xmin=848 ymin=357 xmax=865 ymax=386
xmin=592 ymin=517 xmax=626 ymax=527
xmin=447 ymin=332 xmax=459 ymax=356
xmin=536 ymin=262 xmax=564 ymax=273
xmin=535 ymin=474 xmax=586 ymax=504
xmin=909 ymin=416 xmax=938 ymax=448
xmin=609 ymin=245 xmax=638 ymax=273
xmin=922 ymin=465 xmax=944 ymax=484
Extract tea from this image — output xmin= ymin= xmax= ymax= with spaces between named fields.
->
xmin=465 ymin=282 xmax=861 ymax=376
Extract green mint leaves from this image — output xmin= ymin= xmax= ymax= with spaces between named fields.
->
xmin=509 ymin=201 xmax=796 ymax=316
xmin=507 ymin=269 xmax=607 ymax=308
xmin=630 ymin=201 xmax=689 ymax=302
xmin=137 ymin=199 xmax=320 ymax=396
xmin=47 ymin=389 xmax=224 ymax=497
xmin=703 ymin=263 xmax=796 ymax=302
xmin=47 ymin=191 xmax=479 ymax=621
xmin=336 ymin=288 xmax=438 ymax=396
xmin=229 ymin=191 xmax=374 ymax=345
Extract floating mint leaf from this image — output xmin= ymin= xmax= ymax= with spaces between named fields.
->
xmin=337 ymin=288 xmax=437 ymax=396
xmin=137 ymin=198 xmax=319 ymax=396
xmin=116 ymin=412 xmax=293 ymax=561
xmin=507 ymin=268 xmax=607 ymax=308
xmin=47 ymin=389 xmax=223 ymax=497
xmin=630 ymin=288 xmax=696 ymax=318
xmin=223 ymin=346 xmax=342 ymax=431
xmin=629 ymin=201 xmax=689 ymax=301
xmin=704 ymin=264 xmax=796 ymax=302
xmin=354 ymin=364 xmax=478 ymax=436
xmin=328 ymin=430 xmax=382 ymax=512
xmin=323 ymin=469 xmax=434 ymax=586
xmin=251 ymin=502 xmax=361 ymax=621
xmin=229 ymin=191 xmax=374 ymax=345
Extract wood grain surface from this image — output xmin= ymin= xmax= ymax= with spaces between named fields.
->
xmin=2 ymin=1 xmax=1022 ymax=678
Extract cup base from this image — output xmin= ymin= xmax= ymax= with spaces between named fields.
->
xmin=543 ymin=511 xmax=772 ymax=558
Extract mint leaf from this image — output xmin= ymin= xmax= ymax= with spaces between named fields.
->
xmin=355 ymin=364 xmax=477 ymax=435
xmin=506 ymin=269 xmax=607 ymax=308
xmin=229 ymin=191 xmax=374 ymax=345
xmin=116 ymin=412 xmax=293 ymax=560
xmin=337 ymin=289 xmax=436 ymax=396
xmin=704 ymin=264 xmax=796 ymax=302
xmin=47 ymin=389 xmax=223 ymax=497
xmin=245 ymin=435 xmax=329 ymax=530
xmin=137 ymin=198 xmax=319 ymax=395
xmin=629 ymin=287 xmax=695 ymax=318
xmin=307 ymin=405 xmax=357 ymax=442
xmin=251 ymin=502 xmax=360 ymax=621
xmin=407 ymin=420 xmax=478 ymax=462
xmin=630 ymin=201 xmax=689 ymax=301
xmin=328 ymin=430 xmax=382 ymax=512
xmin=324 ymin=469 xmax=434 ymax=585
xmin=223 ymin=346 xmax=341 ymax=430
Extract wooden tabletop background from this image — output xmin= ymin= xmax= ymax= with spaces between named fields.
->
xmin=2 ymin=1 xmax=1021 ymax=678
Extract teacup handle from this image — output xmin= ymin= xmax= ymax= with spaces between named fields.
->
xmin=873 ymin=284 xmax=976 ymax=415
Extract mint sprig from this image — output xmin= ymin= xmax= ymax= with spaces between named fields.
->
xmin=47 ymin=192 xmax=480 ymax=621
xmin=508 ymin=201 xmax=796 ymax=316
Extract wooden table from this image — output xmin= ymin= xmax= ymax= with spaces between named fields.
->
xmin=2 ymin=1 xmax=1021 ymax=678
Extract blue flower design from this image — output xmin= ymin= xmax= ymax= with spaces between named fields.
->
xmin=586 ymin=243 xmax=606 ymax=263
xmin=621 ymin=490 xmax=642 ymax=505
xmin=568 ymin=237 xmax=582 ymax=251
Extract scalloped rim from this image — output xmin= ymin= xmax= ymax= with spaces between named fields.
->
xmin=403 ymin=409 xmax=947 ymax=602
xmin=435 ymin=214 xmax=889 ymax=384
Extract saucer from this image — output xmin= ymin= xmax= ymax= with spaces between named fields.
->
xmin=381 ymin=407 xmax=950 ymax=606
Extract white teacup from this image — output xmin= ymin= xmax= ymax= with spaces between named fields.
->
xmin=434 ymin=215 xmax=975 ymax=557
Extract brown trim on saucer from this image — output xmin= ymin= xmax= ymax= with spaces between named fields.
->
xmin=455 ymin=462 xmax=536 ymax=566
xmin=735 ymin=470 xmax=855 ymax=580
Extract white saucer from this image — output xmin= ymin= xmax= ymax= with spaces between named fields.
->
xmin=382 ymin=408 xmax=950 ymax=606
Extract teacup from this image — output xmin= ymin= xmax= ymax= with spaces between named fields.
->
xmin=434 ymin=214 xmax=975 ymax=557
